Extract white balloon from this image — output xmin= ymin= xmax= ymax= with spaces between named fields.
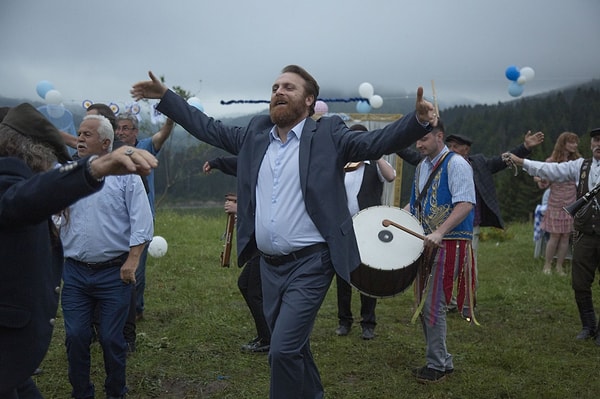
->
xmin=148 ymin=236 xmax=168 ymax=258
xmin=45 ymin=89 xmax=62 ymax=105
xmin=358 ymin=82 xmax=374 ymax=98
xmin=520 ymin=66 xmax=535 ymax=82
xmin=187 ymin=96 xmax=204 ymax=112
xmin=517 ymin=75 xmax=527 ymax=85
xmin=369 ymin=94 xmax=383 ymax=109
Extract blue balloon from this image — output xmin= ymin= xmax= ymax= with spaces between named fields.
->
xmin=505 ymin=66 xmax=520 ymax=81
xmin=356 ymin=100 xmax=371 ymax=114
xmin=508 ymin=81 xmax=524 ymax=97
xmin=36 ymin=80 xmax=54 ymax=99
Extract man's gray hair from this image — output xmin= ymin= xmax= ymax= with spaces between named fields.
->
xmin=83 ymin=114 xmax=114 ymax=152
xmin=116 ymin=112 xmax=139 ymax=130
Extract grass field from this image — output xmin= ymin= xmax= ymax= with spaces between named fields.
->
xmin=34 ymin=208 xmax=600 ymax=398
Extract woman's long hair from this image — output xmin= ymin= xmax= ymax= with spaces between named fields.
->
xmin=548 ymin=131 xmax=581 ymax=162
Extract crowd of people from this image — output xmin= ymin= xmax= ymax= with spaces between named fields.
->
xmin=1 ymin=64 xmax=599 ymax=398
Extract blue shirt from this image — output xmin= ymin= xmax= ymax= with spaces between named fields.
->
xmin=255 ymin=119 xmax=324 ymax=255
xmin=60 ymin=174 xmax=154 ymax=263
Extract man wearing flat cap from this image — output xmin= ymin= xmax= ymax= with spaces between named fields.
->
xmin=397 ymin=122 xmax=544 ymax=321
xmin=506 ymin=128 xmax=600 ymax=345
xmin=0 ymin=104 xmax=158 ymax=398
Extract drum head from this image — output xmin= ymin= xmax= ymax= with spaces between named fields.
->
xmin=353 ymin=206 xmax=424 ymax=271
xmin=350 ymin=205 xmax=424 ymax=298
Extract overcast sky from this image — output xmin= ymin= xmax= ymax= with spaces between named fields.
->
xmin=1 ymin=0 xmax=599 ymax=118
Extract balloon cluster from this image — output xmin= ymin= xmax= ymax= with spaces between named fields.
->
xmin=356 ymin=82 xmax=383 ymax=113
xmin=35 ymin=80 xmax=65 ymax=118
xmin=35 ymin=81 xmax=77 ymax=144
xmin=505 ymin=65 xmax=535 ymax=97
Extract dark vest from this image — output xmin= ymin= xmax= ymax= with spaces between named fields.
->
xmin=356 ymin=161 xmax=384 ymax=210
xmin=574 ymin=158 xmax=600 ymax=235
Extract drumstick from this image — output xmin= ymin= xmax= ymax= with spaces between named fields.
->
xmin=382 ymin=219 xmax=444 ymax=248
xmin=431 ymin=79 xmax=440 ymax=118
xmin=382 ymin=219 xmax=425 ymax=241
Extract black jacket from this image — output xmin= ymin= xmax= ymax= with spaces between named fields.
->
xmin=0 ymin=157 xmax=102 ymax=392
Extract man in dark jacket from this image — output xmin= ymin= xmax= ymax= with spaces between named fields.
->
xmin=0 ymin=104 xmax=157 ymax=398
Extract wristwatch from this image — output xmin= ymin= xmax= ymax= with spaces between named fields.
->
xmin=86 ymin=155 xmax=104 ymax=182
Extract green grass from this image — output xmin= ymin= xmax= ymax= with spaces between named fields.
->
xmin=35 ymin=209 xmax=600 ymax=398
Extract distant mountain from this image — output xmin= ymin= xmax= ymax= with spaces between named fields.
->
xmin=4 ymin=80 xmax=600 ymax=221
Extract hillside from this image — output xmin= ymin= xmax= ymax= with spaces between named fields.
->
xmin=2 ymin=79 xmax=600 ymax=221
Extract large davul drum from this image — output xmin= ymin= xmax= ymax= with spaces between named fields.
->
xmin=350 ymin=205 xmax=424 ymax=298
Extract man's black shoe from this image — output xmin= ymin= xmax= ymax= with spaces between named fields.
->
xmin=576 ymin=328 xmax=595 ymax=340
xmin=241 ymin=338 xmax=269 ymax=353
xmin=412 ymin=366 xmax=453 ymax=377
xmin=414 ymin=366 xmax=447 ymax=384
xmin=335 ymin=324 xmax=351 ymax=336
xmin=361 ymin=327 xmax=375 ymax=340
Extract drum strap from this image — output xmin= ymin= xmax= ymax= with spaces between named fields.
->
xmin=415 ymin=152 xmax=452 ymax=212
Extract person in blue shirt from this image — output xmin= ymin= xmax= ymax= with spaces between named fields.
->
xmin=59 ymin=114 xmax=154 ymax=399
xmin=114 ymin=113 xmax=174 ymax=353
xmin=407 ymin=121 xmax=476 ymax=384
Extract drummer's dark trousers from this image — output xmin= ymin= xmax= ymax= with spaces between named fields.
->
xmin=335 ymin=274 xmax=377 ymax=329
xmin=571 ymin=233 xmax=600 ymax=324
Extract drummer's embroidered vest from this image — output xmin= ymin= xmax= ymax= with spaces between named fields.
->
xmin=574 ymin=158 xmax=600 ymax=235
xmin=357 ymin=161 xmax=384 ymax=210
xmin=410 ymin=152 xmax=473 ymax=240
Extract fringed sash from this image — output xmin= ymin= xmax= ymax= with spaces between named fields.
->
xmin=412 ymin=239 xmax=479 ymax=326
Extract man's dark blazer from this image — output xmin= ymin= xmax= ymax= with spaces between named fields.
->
xmin=397 ymin=143 xmax=532 ymax=229
xmin=158 ymin=90 xmax=430 ymax=282
xmin=0 ymin=157 xmax=102 ymax=393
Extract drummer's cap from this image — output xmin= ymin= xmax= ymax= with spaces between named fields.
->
xmin=431 ymin=118 xmax=445 ymax=134
xmin=445 ymin=133 xmax=472 ymax=147
xmin=589 ymin=127 xmax=600 ymax=138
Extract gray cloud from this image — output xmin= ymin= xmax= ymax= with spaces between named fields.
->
xmin=1 ymin=0 xmax=598 ymax=118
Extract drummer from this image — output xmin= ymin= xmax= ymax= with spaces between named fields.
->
xmin=334 ymin=123 xmax=396 ymax=340
xmin=405 ymin=120 xmax=476 ymax=384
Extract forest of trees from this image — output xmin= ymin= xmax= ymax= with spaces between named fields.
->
xmin=152 ymin=80 xmax=600 ymax=224
xmin=3 ymin=80 xmax=599 ymax=222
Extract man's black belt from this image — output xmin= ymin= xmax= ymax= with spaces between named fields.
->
xmin=67 ymin=253 xmax=129 ymax=270
xmin=260 ymin=243 xmax=328 ymax=266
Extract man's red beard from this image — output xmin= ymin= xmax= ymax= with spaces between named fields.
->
xmin=270 ymin=99 xmax=306 ymax=127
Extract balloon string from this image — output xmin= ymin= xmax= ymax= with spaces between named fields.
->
xmin=220 ymin=97 xmax=370 ymax=105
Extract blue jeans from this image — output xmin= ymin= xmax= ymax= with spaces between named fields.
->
xmin=134 ymin=243 xmax=149 ymax=315
xmin=61 ymin=260 xmax=132 ymax=399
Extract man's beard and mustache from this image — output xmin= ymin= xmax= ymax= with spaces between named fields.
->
xmin=270 ymin=97 xmax=306 ymax=127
